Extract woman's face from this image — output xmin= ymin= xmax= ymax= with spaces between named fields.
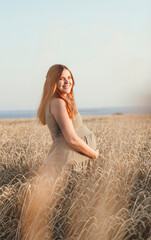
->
xmin=57 ymin=69 xmax=73 ymax=96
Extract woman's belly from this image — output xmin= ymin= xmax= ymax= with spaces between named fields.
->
xmin=75 ymin=125 xmax=96 ymax=150
xmin=44 ymin=124 xmax=96 ymax=171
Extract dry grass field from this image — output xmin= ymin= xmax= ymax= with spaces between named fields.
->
xmin=0 ymin=114 xmax=151 ymax=240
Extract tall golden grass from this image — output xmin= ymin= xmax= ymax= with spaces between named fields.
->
xmin=0 ymin=114 xmax=151 ymax=240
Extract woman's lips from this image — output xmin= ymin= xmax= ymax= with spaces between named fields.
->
xmin=63 ymin=85 xmax=70 ymax=89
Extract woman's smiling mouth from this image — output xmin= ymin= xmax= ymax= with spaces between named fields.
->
xmin=63 ymin=85 xmax=70 ymax=88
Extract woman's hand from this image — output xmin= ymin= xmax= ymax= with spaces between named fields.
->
xmin=92 ymin=149 xmax=99 ymax=161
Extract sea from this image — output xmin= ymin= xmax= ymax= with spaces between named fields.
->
xmin=0 ymin=106 xmax=150 ymax=119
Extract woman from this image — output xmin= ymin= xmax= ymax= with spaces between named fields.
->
xmin=37 ymin=64 xmax=98 ymax=179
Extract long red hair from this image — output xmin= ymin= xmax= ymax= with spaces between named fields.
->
xmin=37 ymin=64 xmax=77 ymax=125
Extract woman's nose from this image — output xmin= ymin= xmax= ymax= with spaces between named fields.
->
xmin=64 ymin=78 xmax=69 ymax=83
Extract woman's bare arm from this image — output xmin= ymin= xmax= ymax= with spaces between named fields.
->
xmin=50 ymin=98 xmax=98 ymax=160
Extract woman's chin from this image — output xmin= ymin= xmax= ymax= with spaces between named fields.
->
xmin=63 ymin=90 xmax=71 ymax=95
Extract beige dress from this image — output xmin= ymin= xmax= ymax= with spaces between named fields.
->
xmin=44 ymin=99 xmax=97 ymax=178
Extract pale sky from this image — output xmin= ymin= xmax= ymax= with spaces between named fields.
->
xmin=0 ymin=0 xmax=151 ymax=111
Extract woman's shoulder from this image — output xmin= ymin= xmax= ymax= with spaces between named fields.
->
xmin=50 ymin=97 xmax=66 ymax=115
xmin=51 ymin=97 xmax=66 ymax=107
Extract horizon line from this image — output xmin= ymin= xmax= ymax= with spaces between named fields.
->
xmin=0 ymin=105 xmax=150 ymax=112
